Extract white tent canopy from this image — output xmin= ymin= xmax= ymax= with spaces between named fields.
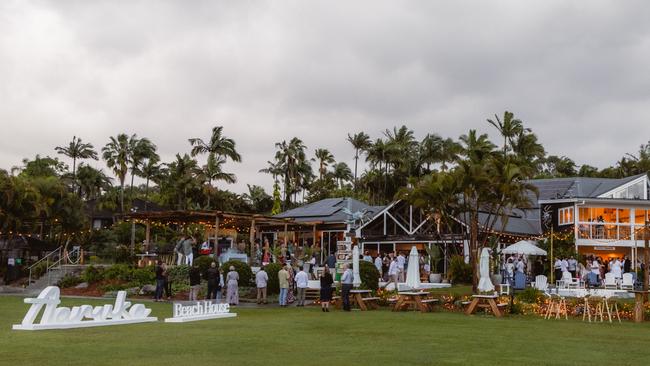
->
xmin=500 ymin=240 xmax=547 ymax=256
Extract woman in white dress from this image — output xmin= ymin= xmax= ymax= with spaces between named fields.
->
xmin=226 ymin=266 xmax=239 ymax=305
xmin=610 ymin=258 xmax=622 ymax=278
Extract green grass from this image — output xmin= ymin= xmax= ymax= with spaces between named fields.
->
xmin=2 ymin=295 xmax=650 ymax=366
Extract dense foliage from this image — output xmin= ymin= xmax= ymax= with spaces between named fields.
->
xmin=359 ymin=260 xmax=380 ymax=291
xmin=222 ymin=260 xmax=253 ymax=287
xmin=447 ymin=256 xmax=472 ymax=285
xmin=264 ymin=263 xmax=282 ymax=294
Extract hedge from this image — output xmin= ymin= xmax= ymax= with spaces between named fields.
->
xmin=263 ymin=263 xmax=282 ymax=294
xmin=222 ymin=260 xmax=253 ymax=287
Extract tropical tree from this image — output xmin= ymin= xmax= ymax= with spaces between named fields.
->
xmin=199 ymin=155 xmax=237 ymax=208
xmin=138 ymin=156 xmax=162 ymax=210
xmin=419 ymin=133 xmax=444 ymax=172
xmin=273 ymin=137 xmax=311 ymax=207
xmin=243 ymin=184 xmax=273 ymax=213
xmin=313 ymin=148 xmax=335 ymax=180
xmin=333 ymin=162 xmax=353 ymax=189
xmin=128 ymin=137 xmax=157 ymax=199
xmin=76 ymin=164 xmax=112 ymax=201
xmin=487 ymin=111 xmax=524 ymax=158
xmin=347 ymin=132 xmax=371 ymax=188
xmin=189 ymin=126 xmax=241 ymax=208
xmin=102 ymin=134 xmax=132 ymax=212
xmin=55 ymin=136 xmax=98 ymax=191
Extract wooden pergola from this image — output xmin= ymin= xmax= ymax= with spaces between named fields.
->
xmin=120 ymin=210 xmax=321 ymax=263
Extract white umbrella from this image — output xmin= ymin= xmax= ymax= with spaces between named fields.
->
xmin=405 ymin=246 xmax=421 ymax=290
xmin=477 ymin=247 xmax=495 ymax=293
xmin=352 ymin=245 xmax=361 ymax=287
xmin=500 ymin=240 xmax=547 ymax=256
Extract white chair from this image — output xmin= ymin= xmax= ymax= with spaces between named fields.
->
xmin=604 ymin=273 xmax=618 ymax=289
xmin=556 ymin=271 xmax=572 ymax=289
xmin=621 ymin=273 xmax=634 ymax=290
xmin=533 ymin=275 xmax=548 ymax=291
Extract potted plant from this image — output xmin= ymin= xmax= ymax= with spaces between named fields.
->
xmin=425 ymin=245 xmax=443 ymax=283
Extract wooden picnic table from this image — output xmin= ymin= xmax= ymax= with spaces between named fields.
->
xmin=393 ymin=291 xmax=431 ymax=313
xmin=465 ymin=294 xmax=503 ymax=318
xmin=349 ymin=289 xmax=379 ymax=311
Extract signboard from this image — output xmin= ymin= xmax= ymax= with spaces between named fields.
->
xmin=13 ymin=286 xmax=157 ymax=331
xmin=335 ymin=241 xmax=352 ymax=281
xmin=593 ymin=246 xmax=616 ymax=251
xmin=164 ymin=300 xmax=236 ymax=323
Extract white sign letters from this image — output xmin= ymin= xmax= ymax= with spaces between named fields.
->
xmin=164 ymin=300 xmax=236 ymax=323
xmin=13 ymin=286 xmax=157 ymax=330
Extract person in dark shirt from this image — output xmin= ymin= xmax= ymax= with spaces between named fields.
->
xmin=206 ymin=262 xmax=222 ymax=301
xmin=154 ymin=260 xmax=165 ymax=302
xmin=189 ymin=264 xmax=202 ymax=301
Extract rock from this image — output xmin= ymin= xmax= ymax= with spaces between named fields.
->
xmin=140 ymin=284 xmax=156 ymax=294
xmin=127 ymin=287 xmax=140 ymax=296
xmin=75 ymin=282 xmax=89 ymax=289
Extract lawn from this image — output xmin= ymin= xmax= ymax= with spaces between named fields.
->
xmin=2 ymin=294 xmax=650 ymax=366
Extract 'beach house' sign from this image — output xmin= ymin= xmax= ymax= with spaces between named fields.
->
xmin=164 ymin=300 xmax=236 ymax=323
xmin=13 ymin=286 xmax=157 ymax=330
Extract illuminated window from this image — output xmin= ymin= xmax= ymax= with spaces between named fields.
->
xmin=558 ymin=207 xmax=574 ymax=226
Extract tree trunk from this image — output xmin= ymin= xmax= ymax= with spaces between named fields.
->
xmin=470 ymin=209 xmax=480 ymax=293
xmin=119 ymin=179 xmax=125 ymax=213
xmin=144 ymin=177 xmax=149 ymax=211
xmin=72 ymin=157 xmax=77 ymax=194
xmin=354 ymin=150 xmax=359 ymax=189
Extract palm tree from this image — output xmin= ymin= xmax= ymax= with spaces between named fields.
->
xmin=163 ymin=154 xmax=201 ymax=210
xmin=419 ymin=133 xmax=444 ymax=172
xmin=347 ymin=132 xmax=371 ymax=188
xmin=333 ymin=162 xmax=353 ymax=189
xmin=55 ymin=136 xmax=98 ymax=190
xmin=200 ymin=155 xmax=237 ymax=208
xmin=259 ymin=160 xmax=283 ymax=184
xmin=313 ymin=148 xmax=335 ymax=180
xmin=76 ymin=164 xmax=112 ymax=201
xmin=487 ymin=111 xmax=524 ymax=158
xmin=274 ymin=137 xmax=309 ymax=206
xmin=102 ymin=134 xmax=133 ymax=212
xmin=438 ymin=138 xmax=461 ymax=172
xmin=139 ymin=156 xmax=162 ymax=210
xmin=189 ymin=126 xmax=241 ymax=208
xmin=128 ymin=137 xmax=157 ymax=198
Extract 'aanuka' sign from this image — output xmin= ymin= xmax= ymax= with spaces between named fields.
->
xmin=164 ymin=300 xmax=236 ymax=323
xmin=13 ymin=286 xmax=157 ymax=330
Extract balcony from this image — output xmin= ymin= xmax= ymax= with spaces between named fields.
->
xmin=577 ymin=223 xmax=632 ymax=240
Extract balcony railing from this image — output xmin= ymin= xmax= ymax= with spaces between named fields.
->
xmin=577 ymin=223 xmax=634 ymax=240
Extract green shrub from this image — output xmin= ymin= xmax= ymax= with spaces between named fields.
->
xmin=83 ymin=265 xmax=104 ymax=284
xmin=222 ymin=260 xmax=253 ymax=287
xmin=129 ymin=266 xmax=155 ymax=287
xmin=31 ymin=261 xmax=49 ymax=279
xmin=447 ymin=255 xmax=472 ymax=285
xmin=195 ymin=255 xmax=216 ymax=278
xmin=264 ymin=263 xmax=282 ymax=294
xmin=112 ymin=245 xmax=135 ymax=264
xmin=103 ymin=264 xmax=133 ymax=281
xmin=359 ymin=261 xmax=380 ymax=291
xmin=515 ymin=287 xmax=543 ymax=304
xmin=168 ymin=265 xmax=190 ymax=287
xmin=58 ymin=274 xmax=83 ymax=288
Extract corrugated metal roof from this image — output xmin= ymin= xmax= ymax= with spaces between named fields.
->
xmin=274 ymin=197 xmax=385 ymax=224
xmin=526 ymin=174 xmax=646 ymax=200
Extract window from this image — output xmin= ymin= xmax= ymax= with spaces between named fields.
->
xmin=618 ymin=209 xmax=630 ymax=223
xmin=636 ymin=209 xmax=649 ymax=224
xmin=558 ymin=207 xmax=574 ymax=225
xmin=609 ymin=180 xmax=647 ymax=199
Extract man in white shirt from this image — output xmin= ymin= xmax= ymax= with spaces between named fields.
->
xmin=516 ymin=259 xmax=525 ymax=273
xmin=340 ymin=264 xmax=353 ymax=311
xmin=374 ymin=255 xmax=383 ymax=277
xmin=567 ymin=257 xmax=577 ymax=277
xmin=560 ymin=258 xmax=569 ymax=274
xmin=255 ymin=266 xmax=269 ymax=304
xmin=363 ymin=250 xmax=373 ymax=263
xmin=388 ymin=257 xmax=399 ymax=291
xmin=295 ymin=266 xmax=309 ymax=307
xmin=554 ymin=257 xmax=562 ymax=282
xmin=396 ymin=252 xmax=406 ymax=282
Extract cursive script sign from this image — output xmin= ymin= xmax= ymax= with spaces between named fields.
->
xmin=13 ymin=286 xmax=157 ymax=330
xmin=164 ymin=300 xmax=236 ymax=323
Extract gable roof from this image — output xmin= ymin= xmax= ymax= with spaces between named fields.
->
xmin=274 ymin=197 xmax=385 ymax=224
xmin=526 ymin=174 xmax=647 ymax=202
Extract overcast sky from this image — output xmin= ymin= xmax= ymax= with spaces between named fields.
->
xmin=2 ymin=0 xmax=650 ymax=194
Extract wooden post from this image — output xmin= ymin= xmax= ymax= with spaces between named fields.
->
xmin=550 ymin=226 xmax=554 ymax=284
xmin=214 ymin=215 xmax=220 ymax=257
xmin=145 ymin=220 xmax=151 ymax=251
xmin=249 ymin=218 xmax=256 ymax=265
xmin=313 ymin=224 xmax=317 ymax=248
xmin=284 ymin=222 xmax=288 ymax=245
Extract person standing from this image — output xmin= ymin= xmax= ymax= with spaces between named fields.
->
xmin=374 ymin=254 xmax=383 ymax=278
xmin=340 ymin=263 xmax=353 ymax=311
xmin=226 ymin=266 xmax=239 ymax=305
xmin=388 ymin=256 xmax=399 ymax=291
xmin=256 ymin=266 xmax=269 ymax=304
xmin=396 ymin=252 xmax=406 ymax=282
xmin=182 ymin=236 xmax=195 ymax=266
xmin=320 ymin=266 xmax=334 ymax=312
xmin=154 ymin=260 xmax=165 ymax=302
xmin=278 ymin=265 xmax=289 ymax=307
xmin=568 ymin=256 xmax=577 ymax=278
xmin=295 ymin=266 xmax=309 ymax=307
xmin=560 ymin=257 xmax=569 ymax=276
xmin=623 ymin=255 xmax=631 ymax=273
xmin=611 ymin=257 xmax=623 ymax=278
xmin=287 ymin=265 xmax=296 ymax=304
xmin=175 ymin=236 xmax=186 ymax=265
xmin=363 ymin=250 xmax=372 ymax=263
xmin=161 ymin=262 xmax=172 ymax=300
xmin=206 ymin=262 xmax=221 ymax=301
xmin=325 ymin=252 xmax=335 ymax=268
xmin=189 ymin=263 xmax=201 ymax=301
xmin=553 ymin=257 xmax=562 ymax=281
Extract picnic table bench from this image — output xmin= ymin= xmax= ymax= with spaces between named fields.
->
xmin=464 ymin=295 xmax=504 ymax=318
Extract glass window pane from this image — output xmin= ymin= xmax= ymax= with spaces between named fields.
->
xmin=618 ymin=209 xmax=630 ymax=223
xmin=592 ymin=208 xmax=616 ymax=223
xmin=629 ymin=181 xmax=645 ymax=199
xmin=635 ymin=209 xmax=647 ymax=224
xmin=579 ymin=207 xmax=590 ymax=222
